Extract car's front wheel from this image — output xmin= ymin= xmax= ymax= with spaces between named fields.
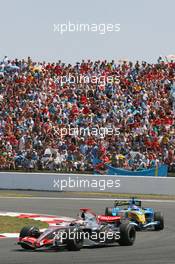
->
xmin=19 ymin=226 xmax=40 ymax=250
xmin=19 ymin=226 xmax=40 ymax=239
xmin=154 ymin=212 xmax=164 ymax=231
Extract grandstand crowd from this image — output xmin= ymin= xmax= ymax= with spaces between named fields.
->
xmin=0 ymin=56 xmax=175 ymax=173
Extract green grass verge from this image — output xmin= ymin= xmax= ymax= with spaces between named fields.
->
xmin=0 ymin=191 xmax=175 ymax=200
xmin=0 ymin=192 xmax=32 ymax=197
xmin=0 ymin=216 xmax=48 ymax=233
xmin=67 ymin=192 xmax=175 ymax=200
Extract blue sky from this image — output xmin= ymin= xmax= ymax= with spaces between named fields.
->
xmin=0 ymin=0 xmax=174 ymax=63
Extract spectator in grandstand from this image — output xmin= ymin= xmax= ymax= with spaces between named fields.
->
xmin=0 ymin=56 xmax=174 ymax=173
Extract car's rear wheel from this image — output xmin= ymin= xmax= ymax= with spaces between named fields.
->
xmin=105 ymin=207 xmax=113 ymax=216
xmin=66 ymin=228 xmax=84 ymax=251
xmin=154 ymin=212 xmax=164 ymax=231
xmin=118 ymin=221 xmax=136 ymax=246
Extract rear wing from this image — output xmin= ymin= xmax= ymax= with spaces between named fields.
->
xmin=98 ymin=215 xmax=121 ymax=223
xmin=114 ymin=199 xmax=142 ymax=207
xmin=114 ymin=200 xmax=129 ymax=207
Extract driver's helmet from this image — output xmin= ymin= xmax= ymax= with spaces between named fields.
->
xmin=81 ymin=211 xmax=85 ymax=220
xmin=130 ymin=204 xmax=138 ymax=210
xmin=79 ymin=211 xmax=97 ymax=224
xmin=78 ymin=211 xmax=92 ymax=221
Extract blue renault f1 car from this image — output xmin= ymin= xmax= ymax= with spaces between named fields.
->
xmin=105 ymin=198 xmax=164 ymax=231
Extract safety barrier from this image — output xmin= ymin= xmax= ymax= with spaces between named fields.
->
xmin=0 ymin=172 xmax=174 ymax=195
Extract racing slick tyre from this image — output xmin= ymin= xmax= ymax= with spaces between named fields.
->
xmin=66 ymin=228 xmax=84 ymax=251
xmin=20 ymin=226 xmax=40 ymax=238
xmin=118 ymin=221 xmax=136 ymax=246
xmin=154 ymin=212 xmax=164 ymax=231
xmin=105 ymin=207 xmax=113 ymax=216
xmin=19 ymin=226 xmax=40 ymax=249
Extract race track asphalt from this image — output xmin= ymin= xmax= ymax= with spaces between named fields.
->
xmin=0 ymin=191 xmax=175 ymax=264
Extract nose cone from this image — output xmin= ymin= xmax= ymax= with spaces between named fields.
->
xmin=129 ymin=211 xmax=146 ymax=224
xmin=137 ymin=214 xmax=146 ymax=224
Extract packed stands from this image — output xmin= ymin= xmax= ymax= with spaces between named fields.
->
xmin=0 ymin=56 xmax=174 ymax=172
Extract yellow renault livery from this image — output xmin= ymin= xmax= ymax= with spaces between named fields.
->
xmin=105 ymin=198 xmax=164 ymax=231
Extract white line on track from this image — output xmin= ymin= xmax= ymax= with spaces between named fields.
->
xmin=0 ymin=196 xmax=175 ymax=203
